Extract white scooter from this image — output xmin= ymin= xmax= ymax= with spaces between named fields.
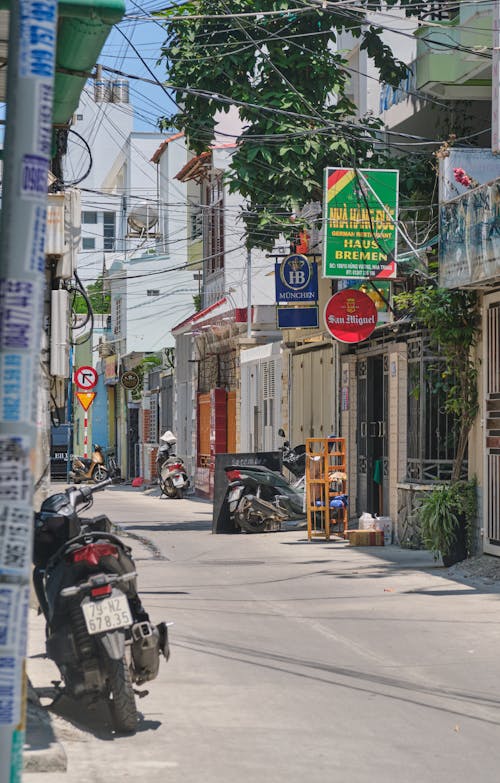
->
xmin=156 ymin=431 xmax=190 ymax=499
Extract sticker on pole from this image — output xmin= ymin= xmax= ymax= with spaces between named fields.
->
xmin=324 ymin=289 xmax=377 ymax=343
xmin=75 ymin=365 xmax=98 ymax=390
xmin=76 ymin=392 xmax=96 ymax=411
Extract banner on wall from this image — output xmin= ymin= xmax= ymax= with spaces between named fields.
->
xmin=323 ymin=167 xmax=399 ymax=279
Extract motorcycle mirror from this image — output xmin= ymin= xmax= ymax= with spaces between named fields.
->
xmin=278 ymin=428 xmax=286 ymax=438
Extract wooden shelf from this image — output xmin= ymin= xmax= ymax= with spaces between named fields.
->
xmin=305 ymin=437 xmax=348 ymax=541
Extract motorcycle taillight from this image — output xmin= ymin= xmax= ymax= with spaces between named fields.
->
xmin=226 ymin=469 xmax=241 ymax=482
xmin=70 ymin=543 xmax=119 ymax=566
xmin=170 ymin=463 xmax=184 ymax=471
xmin=91 ymin=584 xmax=112 ymax=597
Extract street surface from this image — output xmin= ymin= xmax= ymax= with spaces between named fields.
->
xmin=25 ymin=485 xmax=500 ymax=783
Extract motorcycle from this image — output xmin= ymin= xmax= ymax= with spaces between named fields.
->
xmin=279 ymin=429 xmax=306 ymax=494
xmin=223 ymin=463 xmax=306 ymax=534
xmin=33 ymin=479 xmax=170 ymax=733
xmin=69 ymin=444 xmax=108 ymax=484
xmin=156 ymin=431 xmax=190 ymax=499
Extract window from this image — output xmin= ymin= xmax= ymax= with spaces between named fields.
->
xmin=103 ymin=212 xmax=115 ymax=251
xmin=82 ymin=211 xmax=97 ymax=224
xmin=205 ymin=174 xmax=224 ymax=274
xmin=190 ymin=205 xmax=202 ymax=240
xmin=76 ymin=114 xmax=83 ymax=121
xmin=406 ymin=334 xmax=465 ymax=482
xmin=81 ymin=237 xmax=95 ymax=250
xmin=147 ymin=289 xmax=160 ymax=297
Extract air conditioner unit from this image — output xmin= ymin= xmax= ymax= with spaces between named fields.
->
xmin=50 ymin=289 xmax=70 ymax=377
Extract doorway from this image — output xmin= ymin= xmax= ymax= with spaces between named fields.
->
xmin=357 ymin=354 xmax=388 ymax=515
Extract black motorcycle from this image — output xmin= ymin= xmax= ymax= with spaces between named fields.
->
xmin=223 ymin=463 xmax=306 ymax=534
xmin=33 ymin=479 xmax=170 ymax=733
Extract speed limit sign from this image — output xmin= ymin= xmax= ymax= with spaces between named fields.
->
xmin=75 ymin=365 xmax=98 ymax=390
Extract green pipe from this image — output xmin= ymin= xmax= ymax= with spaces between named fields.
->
xmin=0 ymin=0 xmax=125 ymax=125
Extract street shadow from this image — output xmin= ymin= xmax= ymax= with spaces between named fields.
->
xmin=40 ymin=690 xmax=162 ymax=740
xmin=123 ymin=520 xmax=212 ymax=532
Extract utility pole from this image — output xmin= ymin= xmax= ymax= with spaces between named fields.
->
xmin=246 ymin=247 xmax=252 ymax=339
xmin=0 ymin=1 xmax=57 ymax=780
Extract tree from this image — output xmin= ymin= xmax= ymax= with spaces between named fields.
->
xmin=73 ymin=275 xmax=110 ymax=315
xmin=157 ymin=0 xmax=414 ymax=248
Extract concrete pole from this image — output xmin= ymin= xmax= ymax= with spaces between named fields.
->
xmin=0 ymin=1 xmax=57 ymax=780
xmin=246 ymin=247 xmax=251 ymax=339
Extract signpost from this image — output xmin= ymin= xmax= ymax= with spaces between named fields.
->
xmin=75 ymin=365 xmax=98 ymax=391
xmin=75 ymin=391 xmax=96 ymax=458
xmin=323 ymin=167 xmax=399 ymax=279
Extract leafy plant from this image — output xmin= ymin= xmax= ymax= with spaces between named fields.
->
xmin=419 ymin=479 xmax=477 ymax=562
xmin=156 ymin=0 xmax=415 ymax=249
xmin=395 ymin=286 xmax=480 ymax=481
xmin=72 ymin=276 xmax=110 ymax=314
xmin=131 ymin=355 xmax=162 ymax=401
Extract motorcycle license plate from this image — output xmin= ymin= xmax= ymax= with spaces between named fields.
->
xmin=82 ymin=594 xmax=132 ymax=635
xmin=172 ymin=474 xmax=185 ymax=487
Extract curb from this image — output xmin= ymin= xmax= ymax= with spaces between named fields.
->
xmin=24 ymin=680 xmax=67 ymax=773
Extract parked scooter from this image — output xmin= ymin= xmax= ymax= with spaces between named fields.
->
xmin=156 ymin=431 xmax=190 ymax=499
xmin=32 ymin=479 xmax=170 ymax=733
xmin=223 ymin=463 xmax=306 ymax=534
xmin=69 ymin=444 xmax=108 ymax=484
xmin=278 ymin=428 xmax=306 ymax=492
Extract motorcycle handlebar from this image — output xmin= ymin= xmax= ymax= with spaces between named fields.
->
xmin=71 ymin=478 xmax=112 ymax=508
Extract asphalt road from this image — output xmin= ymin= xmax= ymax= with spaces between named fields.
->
xmin=25 ymin=484 xmax=500 ymax=783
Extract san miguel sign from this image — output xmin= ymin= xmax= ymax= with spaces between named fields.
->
xmin=324 ymin=289 xmax=377 ymax=344
xmin=323 ymin=167 xmax=399 ymax=279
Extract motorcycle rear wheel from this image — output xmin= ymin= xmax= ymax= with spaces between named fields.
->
xmin=107 ymin=656 xmax=138 ymax=733
xmin=93 ymin=465 xmax=108 ymax=483
xmin=163 ymin=477 xmax=181 ymax=499
xmin=235 ymin=505 xmax=268 ymax=534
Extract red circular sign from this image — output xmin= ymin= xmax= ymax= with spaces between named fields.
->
xmin=324 ymin=289 xmax=378 ymax=343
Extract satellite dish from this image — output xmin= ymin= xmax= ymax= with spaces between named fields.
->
xmin=127 ymin=204 xmax=158 ymax=233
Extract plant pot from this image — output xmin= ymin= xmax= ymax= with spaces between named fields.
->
xmin=442 ymin=516 xmax=468 ymax=567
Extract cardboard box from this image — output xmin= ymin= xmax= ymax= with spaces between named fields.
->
xmin=347 ymin=529 xmax=384 ymax=547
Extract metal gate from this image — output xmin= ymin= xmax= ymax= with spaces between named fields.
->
xmin=484 ymin=296 xmax=500 ymax=554
xmin=357 ymin=353 xmax=389 ymax=515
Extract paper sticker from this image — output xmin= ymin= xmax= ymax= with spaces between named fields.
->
xmin=0 ymin=504 xmax=32 ymax=577
xmin=20 ymin=154 xmax=49 ymax=201
xmin=0 ymin=656 xmax=16 ymax=725
xmin=0 ymin=438 xmax=31 ymax=504
xmin=0 ymin=279 xmax=36 ymax=351
xmin=19 ymin=0 xmax=57 ymax=80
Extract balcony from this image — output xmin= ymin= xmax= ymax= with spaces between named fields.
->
xmin=415 ymin=2 xmax=492 ymax=99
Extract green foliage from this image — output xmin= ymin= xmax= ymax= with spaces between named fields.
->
xmin=395 ymin=286 xmax=480 ymax=481
xmin=156 ymin=0 xmax=414 ymax=249
xmin=420 ymin=479 xmax=477 ymax=560
xmin=131 ymin=355 xmax=162 ymax=401
xmin=73 ymin=276 xmax=110 ymax=315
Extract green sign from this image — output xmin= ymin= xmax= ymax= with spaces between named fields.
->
xmin=323 ymin=167 xmax=399 ymax=279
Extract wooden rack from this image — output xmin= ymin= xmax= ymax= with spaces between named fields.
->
xmin=305 ymin=437 xmax=348 ymax=541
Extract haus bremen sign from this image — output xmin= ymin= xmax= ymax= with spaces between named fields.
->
xmin=323 ymin=167 xmax=399 ymax=279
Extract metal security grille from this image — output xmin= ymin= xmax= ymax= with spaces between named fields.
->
xmin=406 ymin=334 xmax=461 ymax=482
xmin=485 ymin=301 xmax=500 ymax=552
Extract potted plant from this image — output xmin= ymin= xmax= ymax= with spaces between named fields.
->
xmin=419 ymin=480 xmax=477 ymax=567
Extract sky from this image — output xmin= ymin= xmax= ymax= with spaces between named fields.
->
xmin=98 ymin=1 xmax=177 ymax=133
